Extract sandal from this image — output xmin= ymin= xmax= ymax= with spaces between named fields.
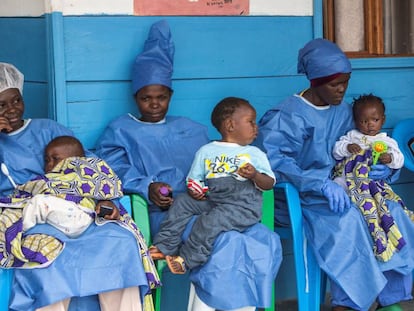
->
xmin=148 ymin=245 xmax=166 ymax=260
xmin=166 ymin=255 xmax=187 ymax=274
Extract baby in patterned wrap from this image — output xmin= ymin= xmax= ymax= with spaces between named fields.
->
xmin=332 ymin=94 xmax=413 ymax=262
xmin=333 ymin=93 xmax=404 ymax=190
xmin=20 ymin=135 xmax=123 ymax=238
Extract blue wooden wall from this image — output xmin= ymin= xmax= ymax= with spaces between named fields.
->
xmin=61 ymin=16 xmax=313 ymax=147
xmin=0 ymin=13 xmax=414 ymax=303
xmin=0 ymin=17 xmax=48 ymax=119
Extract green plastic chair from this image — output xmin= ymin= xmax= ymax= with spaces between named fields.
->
xmin=130 ymin=191 xmax=276 ymax=311
xmin=129 ymin=194 xmax=166 ymax=311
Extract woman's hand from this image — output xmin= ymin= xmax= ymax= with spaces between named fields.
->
xmin=149 ymin=182 xmax=173 ymax=210
xmin=95 ymin=200 xmax=120 ymax=220
xmin=0 ymin=117 xmax=12 ymax=133
xmin=369 ymin=164 xmax=392 ymax=180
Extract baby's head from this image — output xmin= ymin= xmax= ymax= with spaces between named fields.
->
xmin=352 ymin=94 xmax=385 ymax=136
xmin=44 ymin=136 xmax=85 ymax=173
xmin=211 ymin=97 xmax=257 ymax=146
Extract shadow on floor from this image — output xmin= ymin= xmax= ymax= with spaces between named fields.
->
xmin=275 ymin=294 xmax=414 ymax=311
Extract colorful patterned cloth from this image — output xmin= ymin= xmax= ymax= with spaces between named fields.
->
xmin=97 ymin=205 xmax=161 ymax=311
xmin=0 ymin=157 xmax=160 ymax=311
xmin=0 ymin=157 xmax=123 ymax=268
xmin=334 ymin=150 xmax=414 ymax=261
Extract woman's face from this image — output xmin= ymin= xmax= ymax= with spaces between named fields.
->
xmin=313 ymin=73 xmax=351 ymax=106
xmin=0 ymin=88 xmax=24 ymax=132
xmin=134 ymin=85 xmax=172 ymax=123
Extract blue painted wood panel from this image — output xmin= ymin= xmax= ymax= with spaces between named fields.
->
xmin=66 ymin=75 xmax=307 ymax=148
xmin=0 ymin=17 xmax=49 ymax=119
xmin=346 ymin=67 xmax=414 ymax=128
xmin=0 ymin=18 xmax=47 ymax=81
xmin=63 ymin=16 xmax=313 ymax=81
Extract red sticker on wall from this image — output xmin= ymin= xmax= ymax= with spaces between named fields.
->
xmin=134 ymin=0 xmax=249 ymax=16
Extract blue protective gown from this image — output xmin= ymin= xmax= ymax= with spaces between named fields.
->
xmin=96 ymin=114 xmax=283 ymax=309
xmin=0 ymin=119 xmax=149 ymax=311
xmin=95 ymin=114 xmax=210 ymax=235
xmin=257 ymin=94 xmax=414 ymax=310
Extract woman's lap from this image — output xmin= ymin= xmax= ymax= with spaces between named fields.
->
xmin=10 ymin=222 xmax=148 ymax=311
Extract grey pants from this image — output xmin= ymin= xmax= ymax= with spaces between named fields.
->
xmin=153 ymin=176 xmax=262 ymax=269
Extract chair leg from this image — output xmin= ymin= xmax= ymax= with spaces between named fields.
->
xmin=320 ymin=271 xmax=328 ymax=305
xmin=305 ymin=245 xmax=321 ymax=311
xmin=154 ymin=260 xmax=167 ymax=311
xmin=292 ymin=234 xmax=321 ymax=311
xmin=0 ymin=269 xmax=13 ymax=311
xmin=264 ymin=283 xmax=275 ymax=311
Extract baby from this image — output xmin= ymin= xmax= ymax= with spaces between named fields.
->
xmin=333 ymin=93 xmax=404 ymax=169
xmin=150 ymin=97 xmax=276 ymax=274
xmin=20 ymin=136 xmax=122 ymax=238
xmin=332 ymin=94 xmax=410 ymax=262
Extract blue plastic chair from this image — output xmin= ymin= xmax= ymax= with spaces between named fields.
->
xmin=392 ymin=118 xmax=414 ymax=282
xmin=392 ymin=118 xmax=414 ymax=172
xmin=130 ymin=191 xmax=276 ymax=311
xmin=0 ymin=269 xmax=13 ymax=311
xmin=274 ymin=182 xmax=324 ymax=311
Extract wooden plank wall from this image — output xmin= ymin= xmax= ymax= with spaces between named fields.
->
xmin=61 ymin=16 xmax=414 ymax=207
xmin=0 ymin=14 xmax=413 ymax=207
xmin=0 ymin=17 xmax=49 ymax=119
xmin=62 ymin=16 xmax=313 ymax=147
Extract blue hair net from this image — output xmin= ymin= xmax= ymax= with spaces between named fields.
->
xmin=131 ymin=20 xmax=175 ymax=95
xmin=297 ymin=38 xmax=351 ymax=80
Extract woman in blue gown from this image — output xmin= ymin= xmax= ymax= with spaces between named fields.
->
xmin=256 ymin=39 xmax=414 ymax=311
xmin=96 ymin=20 xmax=282 ymax=311
xmin=0 ymin=62 xmax=149 ymax=311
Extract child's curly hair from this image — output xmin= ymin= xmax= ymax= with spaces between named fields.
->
xmin=211 ymin=97 xmax=251 ymax=132
xmin=352 ymin=93 xmax=385 ymax=121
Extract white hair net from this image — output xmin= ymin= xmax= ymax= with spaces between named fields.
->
xmin=0 ymin=63 xmax=24 ymax=95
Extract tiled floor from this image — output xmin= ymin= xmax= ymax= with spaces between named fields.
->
xmin=275 ymin=296 xmax=414 ymax=311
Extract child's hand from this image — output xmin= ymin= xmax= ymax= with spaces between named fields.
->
xmin=237 ymin=163 xmax=257 ymax=180
xmin=187 ymin=188 xmax=206 ymax=200
xmin=379 ymin=153 xmax=392 ymax=164
xmin=96 ymin=200 xmax=120 ymax=220
xmin=149 ymin=182 xmax=173 ymax=210
xmin=347 ymin=143 xmax=362 ymax=154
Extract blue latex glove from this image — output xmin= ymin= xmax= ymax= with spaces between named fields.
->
xmin=369 ymin=164 xmax=392 ymax=181
xmin=321 ymin=180 xmax=351 ymax=214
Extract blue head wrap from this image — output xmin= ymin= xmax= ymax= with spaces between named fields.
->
xmin=297 ymin=38 xmax=351 ymax=80
xmin=131 ymin=20 xmax=175 ymax=95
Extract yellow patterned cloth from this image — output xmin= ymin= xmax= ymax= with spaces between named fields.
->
xmin=97 ymin=208 xmax=161 ymax=311
xmin=0 ymin=157 xmax=123 ymax=268
xmin=334 ymin=150 xmax=414 ymax=262
xmin=0 ymin=157 xmax=160 ymax=309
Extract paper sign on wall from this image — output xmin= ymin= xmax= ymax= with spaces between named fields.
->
xmin=134 ymin=0 xmax=249 ymax=16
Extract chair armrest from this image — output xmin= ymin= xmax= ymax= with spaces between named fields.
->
xmin=274 ymin=182 xmax=303 ymax=237
xmin=129 ymin=194 xmax=152 ymax=245
xmin=261 ymin=189 xmax=275 ymax=230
